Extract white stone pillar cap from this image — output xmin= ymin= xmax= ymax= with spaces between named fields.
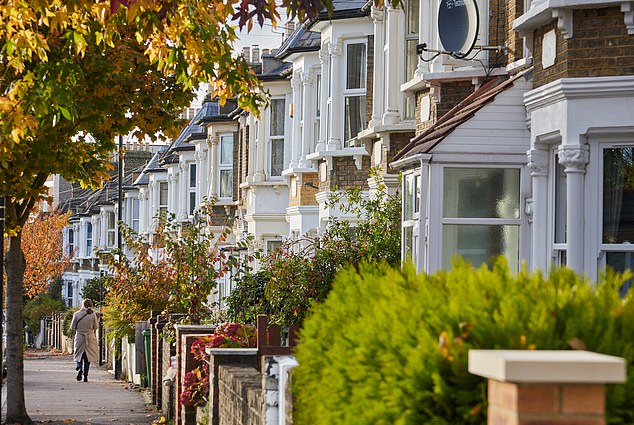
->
xmin=469 ymin=350 xmax=626 ymax=384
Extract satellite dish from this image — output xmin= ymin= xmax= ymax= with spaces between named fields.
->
xmin=438 ymin=0 xmax=479 ymax=58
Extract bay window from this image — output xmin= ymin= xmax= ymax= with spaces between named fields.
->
xmin=131 ymin=199 xmax=140 ymax=232
xmin=402 ymin=173 xmax=421 ymax=262
xmin=441 ymin=167 xmax=521 ymax=270
xmin=159 ymin=181 xmax=168 ymax=215
xmin=552 ymin=151 xmax=567 ymax=265
xmin=343 ymin=41 xmax=367 ymax=148
xmin=314 ymin=74 xmax=321 ymax=148
xmin=189 ymin=163 xmax=197 ymax=215
xmin=86 ymin=223 xmax=93 ymax=256
xmin=269 ymin=98 xmax=285 ymax=177
xmin=219 ymin=134 xmax=234 ymax=199
xmin=404 ymin=0 xmax=420 ymax=119
xmin=601 ymin=145 xmax=634 ymax=295
xmin=68 ymin=228 xmax=74 ymax=257
xmin=106 ymin=211 xmax=116 ymax=248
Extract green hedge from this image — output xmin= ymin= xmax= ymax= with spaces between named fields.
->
xmin=292 ymin=259 xmax=634 ymax=425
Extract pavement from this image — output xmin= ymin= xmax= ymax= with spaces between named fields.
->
xmin=2 ymin=351 xmax=161 ymax=425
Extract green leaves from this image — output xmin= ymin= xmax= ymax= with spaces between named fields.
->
xmin=293 ymin=260 xmax=634 ymax=425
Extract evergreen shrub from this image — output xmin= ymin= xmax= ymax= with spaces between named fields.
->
xmin=293 ymin=259 xmax=634 ymax=425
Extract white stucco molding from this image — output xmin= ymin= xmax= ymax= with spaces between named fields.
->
xmin=370 ymin=4 xmax=384 ymax=21
xmin=527 ymin=148 xmax=549 ymax=176
xmin=558 ymin=144 xmax=589 ymax=172
xmin=525 ymin=75 xmax=634 ymax=112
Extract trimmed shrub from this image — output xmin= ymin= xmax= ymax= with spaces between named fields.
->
xmin=293 ymin=259 xmax=634 ymax=425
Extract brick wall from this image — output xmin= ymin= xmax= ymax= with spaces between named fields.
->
xmin=385 ymin=132 xmax=415 ymax=168
xmin=288 ymin=173 xmax=319 ymax=208
xmin=533 ymin=7 xmax=634 ymax=89
xmin=322 ymin=156 xmax=371 ymax=191
xmin=488 ymin=380 xmax=607 ymax=425
xmin=505 ymin=0 xmax=525 ymax=64
xmin=218 ymin=365 xmax=263 ymax=425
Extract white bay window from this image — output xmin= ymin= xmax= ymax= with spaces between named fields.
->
xmin=219 ymin=134 xmax=234 ymax=199
xmin=343 ymin=41 xmax=367 ymax=148
xmin=269 ymin=98 xmax=285 ymax=177
xmin=600 ymin=145 xmax=634 ymax=295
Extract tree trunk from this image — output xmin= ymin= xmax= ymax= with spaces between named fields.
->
xmin=5 ymin=232 xmax=33 ymax=424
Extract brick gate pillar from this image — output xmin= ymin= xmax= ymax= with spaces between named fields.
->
xmin=469 ymin=350 xmax=626 ymax=425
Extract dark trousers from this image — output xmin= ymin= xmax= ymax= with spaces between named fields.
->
xmin=79 ymin=352 xmax=90 ymax=377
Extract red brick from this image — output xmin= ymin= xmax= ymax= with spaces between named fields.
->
xmin=517 ymin=384 xmax=558 ymax=414
xmin=561 ymin=385 xmax=605 ymax=414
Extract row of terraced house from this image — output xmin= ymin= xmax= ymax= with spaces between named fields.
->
xmin=57 ymin=0 xmax=634 ymax=306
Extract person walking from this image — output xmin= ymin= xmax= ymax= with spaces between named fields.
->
xmin=70 ymin=299 xmax=99 ymax=382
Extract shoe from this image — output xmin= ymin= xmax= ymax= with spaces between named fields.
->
xmin=83 ymin=375 xmax=88 ymax=382
xmin=76 ymin=370 xmax=82 ymax=381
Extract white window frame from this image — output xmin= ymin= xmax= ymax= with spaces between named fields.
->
xmin=342 ymin=39 xmax=367 ymax=148
xmin=131 ymin=198 xmax=140 ymax=233
xmin=314 ymin=73 xmax=322 ymax=150
xmin=218 ymin=133 xmax=234 ymax=200
xmin=597 ymin=142 xmax=634 ymax=288
xmin=402 ymin=171 xmax=421 ymax=263
xmin=106 ymin=211 xmax=116 ymax=248
xmin=86 ymin=222 xmax=93 ymax=257
xmin=188 ymin=163 xmax=197 ymax=216
xmin=439 ymin=165 xmax=522 ymax=271
xmin=159 ymin=181 xmax=169 ymax=215
xmin=550 ymin=146 xmax=567 ymax=266
xmin=404 ymin=0 xmax=420 ymax=119
xmin=265 ymin=238 xmax=283 ymax=255
xmin=268 ymin=98 xmax=286 ymax=179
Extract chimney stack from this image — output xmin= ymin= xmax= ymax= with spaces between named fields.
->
xmin=285 ymin=21 xmax=296 ymax=39
xmin=242 ymin=46 xmax=251 ymax=61
xmin=251 ymin=45 xmax=260 ymax=63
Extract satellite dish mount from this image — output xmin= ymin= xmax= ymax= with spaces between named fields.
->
xmin=416 ymin=0 xmax=507 ymax=61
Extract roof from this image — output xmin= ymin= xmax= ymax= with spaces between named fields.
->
xmin=160 ymin=95 xmax=236 ymax=166
xmin=134 ymin=147 xmax=167 ymax=186
xmin=393 ymin=70 xmax=530 ymax=161
xmin=275 ymin=26 xmax=321 ymax=60
xmin=318 ymin=0 xmax=369 ymax=21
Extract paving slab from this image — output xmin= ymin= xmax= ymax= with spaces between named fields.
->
xmin=2 ymin=352 xmax=160 ymax=425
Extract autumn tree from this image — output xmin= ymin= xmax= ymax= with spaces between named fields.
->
xmin=0 ymin=1 xmax=400 ymax=422
xmin=21 ymin=208 xmax=72 ymax=299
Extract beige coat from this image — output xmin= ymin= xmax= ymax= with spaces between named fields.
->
xmin=71 ymin=307 xmax=99 ymax=363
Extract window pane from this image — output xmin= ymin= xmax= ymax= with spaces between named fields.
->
xmin=344 ymin=95 xmax=366 ymax=146
xmin=270 ymin=99 xmax=285 ymax=137
xmin=220 ymin=170 xmax=233 ymax=198
xmin=271 ymin=139 xmax=284 ymax=176
xmin=407 ymin=0 xmax=420 ymax=34
xmin=159 ymin=182 xmax=168 ymax=207
xmin=403 ymin=226 xmax=414 ymax=260
xmin=605 ymin=252 xmax=634 ymax=297
xmin=442 ymin=224 xmax=519 ymax=271
xmin=603 ymin=147 xmax=634 ymax=243
xmin=315 ymin=74 xmax=321 ymax=117
xmin=443 ymin=168 xmax=520 ymax=218
xmin=220 ymin=135 xmax=233 ymax=165
xmin=406 ymin=40 xmax=418 ymax=81
xmin=189 ymin=192 xmax=196 ymax=215
xmin=189 ymin=164 xmax=197 ymax=188
xmin=346 ymin=43 xmax=366 ymax=90
xmin=404 ymin=174 xmax=415 ymax=221
xmin=555 ymin=156 xmax=567 ymax=243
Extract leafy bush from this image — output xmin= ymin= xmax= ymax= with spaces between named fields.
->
xmin=23 ymin=295 xmax=64 ymax=335
xmin=226 ymin=269 xmax=271 ymax=324
xmin=62 ymin=308 xmax=78 ymax=338
xmin=293 ymin=259 xmax=634 ymax=425
xmin=227 ymin=172 xmax=401 ymax=325
xmin=180 ymin=323 xmax=256 ymax=407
